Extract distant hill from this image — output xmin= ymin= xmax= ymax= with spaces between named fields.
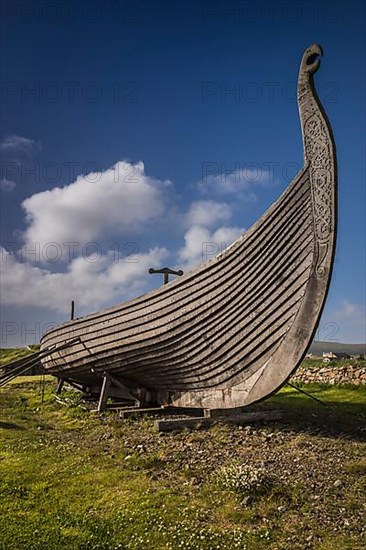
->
xmin=309 ymin=341 xmax=366 ymax=356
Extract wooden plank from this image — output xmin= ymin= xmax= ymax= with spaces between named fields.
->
xmin=106 ymin=372 xmax=138 ymax=401
xmin=97 ymin=374 xmax=111 ymax=413
xmin=56 ymin=378 xmax=64 ymax=394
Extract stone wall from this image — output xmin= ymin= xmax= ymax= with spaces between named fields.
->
xmin=290 ymin=364 xmax=366 ymax=385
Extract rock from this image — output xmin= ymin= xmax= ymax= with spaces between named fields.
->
xmin=334 ymin=479 xmax=342 ymax=488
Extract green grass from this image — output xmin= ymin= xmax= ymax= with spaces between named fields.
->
xmin=269 ymin=383 xmax=366 ymax=412
xmin=1 ymin=377 xmax=365 ymax=549
xmin=0 ymin=347 xmax=39 ymax=366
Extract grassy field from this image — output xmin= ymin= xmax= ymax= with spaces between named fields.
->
xmin=1 ymin=376 xmax=365 ymax=550
xmin=0 ymin=347 xmax=39 ymax=366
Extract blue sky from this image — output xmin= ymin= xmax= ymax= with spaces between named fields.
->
xmin=1 ymin=0 xmax=365 ymax=346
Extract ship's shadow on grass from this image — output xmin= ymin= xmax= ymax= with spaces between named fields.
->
xmin=262 ymin=385 xmax=366 ymax=442
xmin=0 ymin=421 xmax=26 ymax=431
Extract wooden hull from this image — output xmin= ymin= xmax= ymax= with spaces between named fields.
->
xmin=40 ymin=45 xmax=337 ymax=409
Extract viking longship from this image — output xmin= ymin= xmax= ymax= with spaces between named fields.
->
xmin=37 ymin=44 xmax=337 ymax=409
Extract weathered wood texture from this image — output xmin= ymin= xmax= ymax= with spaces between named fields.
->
xmin=40 ymin=45 xmax=337 ymax=410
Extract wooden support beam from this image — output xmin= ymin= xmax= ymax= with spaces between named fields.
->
xmin=56 ymin=378 xmax=64 ymax=394
xmin=155 ymin=410 xmax=284 ymax=432
xmin=106 ymin=372 xmax=138 ymax=402
xmin=97 ymin=374 xmax=111 ymax=413
xmin=90 ymin=369 xmax=140 ymax=402
xmin=59 ymin=377 xmax=85 ymax=393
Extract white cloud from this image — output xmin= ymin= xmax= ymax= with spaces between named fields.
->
xmin=185 ymin=200 xmax=232 ymax=227
xmin=0 ymin=135 xmax=41 ymax=155
xmin=197 ymin=167 xmax=275 ymax=198
xmin=0 ymin=178 xmax=16 ymax=192
xmin=179 ymin=201 xmax=239 ymax=269
xmin=0 ymin=245 xmax=168 ymax=314
xmin=1 ymin=158 xmax=245 ymax=319
xmin=21 ymin=160 xmax=169 ymax=259
xmin=334 ymin=300 xmax=365 ymax=322
xmin=178 ymin=224 xmax=244 ymax=270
